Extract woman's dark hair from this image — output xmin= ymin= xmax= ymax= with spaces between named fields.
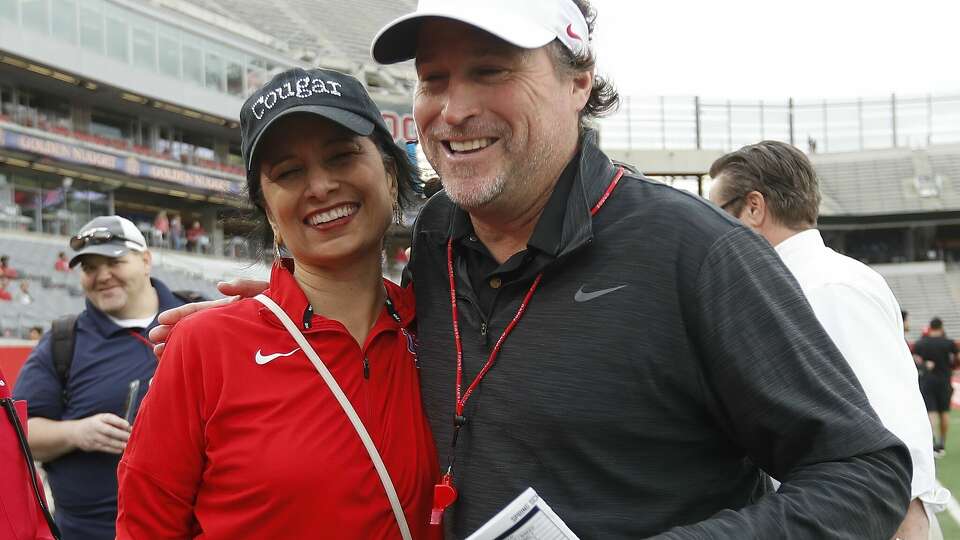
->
xmin=244 ymin=125 xmax=418 ymax=261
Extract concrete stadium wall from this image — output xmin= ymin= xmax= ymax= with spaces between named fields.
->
xmin=602 ymin=148 xmax=723 ymax=176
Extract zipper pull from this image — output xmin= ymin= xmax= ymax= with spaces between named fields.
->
xmin=480 ymin=321 xmax=487 ymax=337
xmin=302 ymin=304 xmax=313 ymax=329
xmin=363 ymin=356 xmax=370 ymax=379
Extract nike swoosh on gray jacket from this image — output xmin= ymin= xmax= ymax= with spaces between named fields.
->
xmin=405 ymin=130 xmax=911 ymax=539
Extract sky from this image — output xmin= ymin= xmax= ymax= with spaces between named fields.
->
xmin=589 ymin=0 xmax=960 ymax=101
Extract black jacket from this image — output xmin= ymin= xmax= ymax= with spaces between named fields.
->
xmin=407 ymin=130 xmax=910 ymax=539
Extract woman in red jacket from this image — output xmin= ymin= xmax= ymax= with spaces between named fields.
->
xmin=116 ymin=68 xmax=437 ymax=539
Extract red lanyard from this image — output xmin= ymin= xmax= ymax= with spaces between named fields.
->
xmin=430 ymin=167 xmax=624 ymax=526
xmin=129 ymin=330 xmax=154 ymax=350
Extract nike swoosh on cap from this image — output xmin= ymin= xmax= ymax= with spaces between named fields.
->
xmin=574 ymin=284 xmax=627 ymax=303
xmin=255 ymin=347 xmax=301 ymax=365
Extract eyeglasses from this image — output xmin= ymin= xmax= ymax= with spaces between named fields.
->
xmin=719 ymin=194 xmax=744 ymax=212
xmin=69 ymin=227 xmax=140 ymax=251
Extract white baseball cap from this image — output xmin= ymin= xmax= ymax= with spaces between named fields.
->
xmin=371 ymin=0 xmax=590 ymax=65
xmin=69 ymin=215 xmax=148 ymax=268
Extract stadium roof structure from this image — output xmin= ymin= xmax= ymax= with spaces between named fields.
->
xmin=156 ymin=0 xmax=417 ymax=97
xmin=814 ymin=144 xmax=960 ymax=219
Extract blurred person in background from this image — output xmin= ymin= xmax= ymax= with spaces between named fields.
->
xmin=914 ymin=317 xmax=959 ymax=458
xmin=28 ymin=326 xmax=43 ymax=341
xmin=116 ymin=68 xmax=437 ymax=539
xmin=185 ymin=220 xmax=210 ymax=254
xmin=151 ymin=211 xmax=169 ymax=248
xmin=53 ymin=252 xmax=69 ymax=273
xmin=421 ymin=176 xmax=442 ymax=198
xmin=905 ymin=310 xmax=927 ymax=376
xmin=17 ymin=280 xmax=33 ymax=305
xmin=1 ymin=254 xmax=18 ymax=278
xmin=13 ymin=216 xmax=187 ymax=540
xmin=169 ymin=214 xmax=184 ymax=251
xmin=710 ymin=140 xmax=945 ymax=539
xmin=0 ymin=276 xmax=11 ymax=301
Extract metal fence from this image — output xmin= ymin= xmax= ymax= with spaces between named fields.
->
xmin=598 ymin=93 xmax=960 ymax=153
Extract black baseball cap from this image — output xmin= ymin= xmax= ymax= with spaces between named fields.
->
xmin=240 ymin=67 xmax=391 ymax=183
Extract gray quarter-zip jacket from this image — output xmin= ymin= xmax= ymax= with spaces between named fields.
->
xmin=406 ymin=130 xmax=910 ymax=539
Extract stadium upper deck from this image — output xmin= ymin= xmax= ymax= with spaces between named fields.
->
xmin=0 ymin=0 xmax=418 ymax=255
xmin=2 ymin=0 xmax=959 ymax=264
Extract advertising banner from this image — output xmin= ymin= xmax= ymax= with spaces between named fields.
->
xmin=0 ymin=125 xmax=242 ymax=195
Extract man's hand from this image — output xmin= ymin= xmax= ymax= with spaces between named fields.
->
xmin=217 ymin=279 xmax=270 ymax=298
xmin=149 ymin=279 xmax=268 ymax=356
xmin=149 ymin=296 xmax=237 ymax=355
xmin=69 ymin=413 xmax=131 ymax=454
xmin=925 ymin=360 xmax=936 ymax=372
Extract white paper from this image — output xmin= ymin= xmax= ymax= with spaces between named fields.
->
xmin=465 ymin=487 xmax=580 ymax=540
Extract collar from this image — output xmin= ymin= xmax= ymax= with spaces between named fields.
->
xmin=444 ymin=129 xmax=619 ymax=259
xmin=81 ymin=278 xmax=181 ymax=336
xmin=774 ymin=228 xmax=824 ymax=265
xmin=259 ymin=260 xmax=415 ymax=332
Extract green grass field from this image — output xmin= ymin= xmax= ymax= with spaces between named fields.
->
xmin=933 ymin=411 xmax=960 ymax=537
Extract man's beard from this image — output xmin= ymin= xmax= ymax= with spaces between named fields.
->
xmin=441 ymin=170 xmax=507 ymax=210
xmin=425 ymin=114 xmax=560 ymax=213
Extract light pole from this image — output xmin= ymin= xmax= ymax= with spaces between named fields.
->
xmin=61 ymin=176 xmax=73 ymax=235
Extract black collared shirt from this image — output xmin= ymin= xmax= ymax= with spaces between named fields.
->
xmin=449 ymin=150 xmax=579 ymax=317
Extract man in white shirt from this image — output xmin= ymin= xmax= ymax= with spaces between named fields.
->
xmin=708 ymin=140 xmax=947 ymax=540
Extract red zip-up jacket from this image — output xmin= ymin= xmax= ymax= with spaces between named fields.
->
xmin=117 ymin=263 xmax=438 ymax=539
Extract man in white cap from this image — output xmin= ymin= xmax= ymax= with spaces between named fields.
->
xmin=14 ymin=215 xmax=188 ymax=540
xmin=372 ymin=1 xmax=911 ymax=537
xmin=152 ymin=1 xmax=912 ymax=537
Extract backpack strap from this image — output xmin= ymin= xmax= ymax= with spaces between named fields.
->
xmin=50 ymin=314 xmax=79 ymax=407
xmin=48 ymin=291 xmax=200 ymax=406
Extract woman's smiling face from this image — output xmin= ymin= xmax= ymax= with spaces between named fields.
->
xmin=257 ymin=114 xmax=397 ymax=268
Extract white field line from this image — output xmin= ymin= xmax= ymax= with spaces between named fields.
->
xmin=937 ymin=480 xmax=960 ymax=526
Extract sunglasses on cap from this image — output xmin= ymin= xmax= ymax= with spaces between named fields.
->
xmin=69 ymin=227 xmax=143 ymax=251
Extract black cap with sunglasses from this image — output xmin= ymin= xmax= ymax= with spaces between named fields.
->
xmin=69 ymin=216 xmax=148 ymax=268
xmin=239 ymin=67 xmax=392 ymax=184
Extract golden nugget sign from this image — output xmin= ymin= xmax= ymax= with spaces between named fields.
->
xmin=0 ymin=127 xmax=242 ymax=194
xmin=15 ymin=135 xmax=121 ymax=170
xmin=143 ymin=165 xmax=236 ymax=192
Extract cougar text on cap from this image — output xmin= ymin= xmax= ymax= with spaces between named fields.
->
xmin=239 ymin=67 xmax=391 ymax=182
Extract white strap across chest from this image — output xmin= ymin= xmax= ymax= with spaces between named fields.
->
xmin=254 ymin=294 xmax=412 ymax=540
